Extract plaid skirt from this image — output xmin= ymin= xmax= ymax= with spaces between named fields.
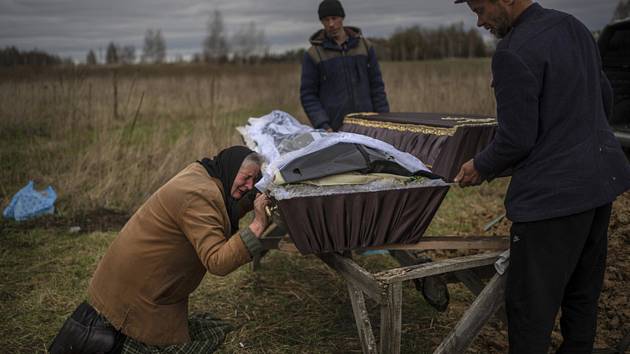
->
xmin=121 ymin=313 xmax=234 ymax=354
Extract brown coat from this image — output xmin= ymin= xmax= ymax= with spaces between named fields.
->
xmin=88 ymin=163 xmax=253 ymax=346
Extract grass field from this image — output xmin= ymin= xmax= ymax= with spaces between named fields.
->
xmin=0 ymin=59 xmax=494 ymax=213
xmin=0 ymin=60 xmax=628 ymax=353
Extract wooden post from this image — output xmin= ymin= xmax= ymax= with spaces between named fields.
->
xmin=347 ymin=282 xmax=378 ymax=354
xmin=454 ymin=269 xmax=486 ymax=295
xmin=455 ymin=269 xmax=508 ymax=325
xmin=376 ymin=252 xmax=503 ymax=284
xmin=315 ymin=249 xmax=507 ymax=354
xmin=380 ymin=282 xmax=403 ymax=354
xmin=433 ymin=273 xmax=506 ymax=354
xmin=366 ymin=237 xmax=509 ymax=251
xmin=390 ymin=250 xmax=431 ymax=266
xmin=319 ymin=253 xmax=387 ymax=303
xmin=112 ymin=69 xmax=119 ymax=120
xmin=251 ymin=253 xmax=262 ymax=271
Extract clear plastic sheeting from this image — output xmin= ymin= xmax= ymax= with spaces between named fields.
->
xmin=236 ymin=110 xmax=434 ymax=192
xmin=236 ymin=110 xmax=314 ymax=164
xmin=269 ymin=176 xmax=448 ymax=200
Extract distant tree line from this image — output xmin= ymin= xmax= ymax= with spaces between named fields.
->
xmin=5 ymin=0 xmax=626 ymax=67
xmin=83 ymin=10 xmax=489 ymax=66
xmin=0 ymin=46 xmax=70 ymax=66
xmin=0 ymin=20 xmax=487 ymax=68
xmin=371 ymin=23 xmax=489 ymax=61
xmin=195 ymin=11 xmax=488 ymax=63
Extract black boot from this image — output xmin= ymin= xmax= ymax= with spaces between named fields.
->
xmin=416 ymin=275 xmax=450 ymax=312
xmin=48 ymin=302 xmax=119 ymax=354
xmin=390 ymin=250 xmax=450 ymax=312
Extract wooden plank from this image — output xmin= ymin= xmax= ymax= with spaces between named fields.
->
xmin=260 ymin=223 xmax=279 ymax=238
xmin=390 ymin=250 xmax=431 ymax=266
xmin=454 ymin=270 xmax=485 ymax=296
xmin=390 ymin=251 xmax=496 ymax=284
xmin=251 ymin=253 xmax=262 ymax=271
xmin=251 ymin=250 xmax=272 ymax=272
xmin=433 ymin=273 xmax=507 ymax=354
xmin=252 ymin=232 xmax=284 ymax=271
xmin=375 ymin=252 xmax=503 ymax=285
xmin=365 ymin=237 xmax=509 ymax=251
xmin=274 ymin=237 xmax=508 ymax=253
xmin=347 ymin=282 xmax=378 ymax=354
xmin=455 ymin=269 xmax=508 ymax=325
xmin=277 ymin=239 xmax=299 ymax=253
xmin=380 ymin=282 xmax=403 ymax=354
xmin=319 ymin=253 xmax=387 ymax=304
xmin=260 ymin=237 xmax=283 ymax=250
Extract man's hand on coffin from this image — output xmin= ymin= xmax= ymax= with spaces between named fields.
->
xmin=250 ymin=193 xmax=271 ymax=237
xmin=455 ymin=159 xmax=483 ymax=187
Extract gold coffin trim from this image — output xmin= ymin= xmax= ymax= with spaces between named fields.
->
xmin=344 ymin=114 xmax=497 ymax=137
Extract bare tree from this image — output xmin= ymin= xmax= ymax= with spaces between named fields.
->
xmin=119 ymin=45 xmax=136 ymax=64
xmin=612 ymin=0 xmax=630 ymax=21
xmin=154 ymin=30 xmax=166 ymax=63
xmin=191 ymin=53 xmax=203 ymax=63
xmin=86 ymin=49 xmax=97 ymax=65
xmin=203 ymin=10 xmax=229 ymax=62
xmin=231 ymin=22 xmax=268 ymax=63
xmin=106 ymin=42 xmax=118 ymax=64
xmin=142 ymin=29 xmax=155 ymax=63
xmin=142 ymin=29 xmax=167 ymax=63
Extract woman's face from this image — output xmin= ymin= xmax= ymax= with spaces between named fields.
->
xmin=230 ymin=163 xmax=260 ymax=199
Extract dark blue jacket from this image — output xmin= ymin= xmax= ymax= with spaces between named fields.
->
xmin=300 ymin=27 xmax=389 ymax=131
xmin=475 ymin=3 xmax=630 ymax=223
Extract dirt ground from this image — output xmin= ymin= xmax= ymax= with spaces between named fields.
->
xmin=0 ymin=207 xmax=129 ymax=234
xmin=470 ymin=191 xmax=630 ymax=353
xmin=2 ymin=194 xmax=628 ymax=353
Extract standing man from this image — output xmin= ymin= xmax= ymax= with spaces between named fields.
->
xmin=49 ymin=146 xmax=270 ymax=353
xmin=454 ymin=0 xmax=630 ymax=353
xmin=300 ymin=0 xmax=390 ymax=132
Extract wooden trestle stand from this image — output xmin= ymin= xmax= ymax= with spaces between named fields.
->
xmin=258 ymin=234 xmax=509 ymax=354
xmin=251 ymin=112 xmax=510 ymax=353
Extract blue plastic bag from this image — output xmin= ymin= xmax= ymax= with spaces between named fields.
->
xmin=3 ymin=181 xmax=57 ymax=221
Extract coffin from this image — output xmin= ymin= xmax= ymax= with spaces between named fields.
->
xmin=274 ymin=112 xmax=497 ymax=254
xmin=340 ymin=112 xmax=497 ymax=180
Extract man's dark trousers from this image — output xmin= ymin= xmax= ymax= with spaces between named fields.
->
xmin=506 ymin=203 xmax=611 ymax=354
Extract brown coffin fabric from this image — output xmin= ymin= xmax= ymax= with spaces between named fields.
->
xmin=277 ymin=186 xmax=449 ymax=254
xmin=340 ymin=112 xmax=497 ymax=180
xmin=433 ymin=125 xmax=497 ymax=180
xmin=276 ymin=112 xmax=496 ymax=254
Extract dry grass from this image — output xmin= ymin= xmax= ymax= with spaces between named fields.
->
xmin=0 ymin=178 xmax=512 ymax=353
xmin=0 ymin=63 xmax=303 ymax=212
xmin=0 ymin=59 xmax=493 ymax=213
xmin=1 ymin=60 xmax=626 ymax=353
xmin=2 ymin=191 xmax=627 ymax=353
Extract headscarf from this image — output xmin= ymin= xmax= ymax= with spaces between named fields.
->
xmin=197 ymin=146 xmax=254 ymax=234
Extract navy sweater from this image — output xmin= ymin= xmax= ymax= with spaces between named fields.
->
xmin=474 ymin=3 xmax=630 ymax=222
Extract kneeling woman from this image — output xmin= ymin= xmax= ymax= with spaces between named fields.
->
xmin=50 ymin=146 xmax=270 ymax=353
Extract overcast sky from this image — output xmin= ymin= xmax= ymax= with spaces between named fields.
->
xmin=0 ymin=0 xmax=620 ymax=61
